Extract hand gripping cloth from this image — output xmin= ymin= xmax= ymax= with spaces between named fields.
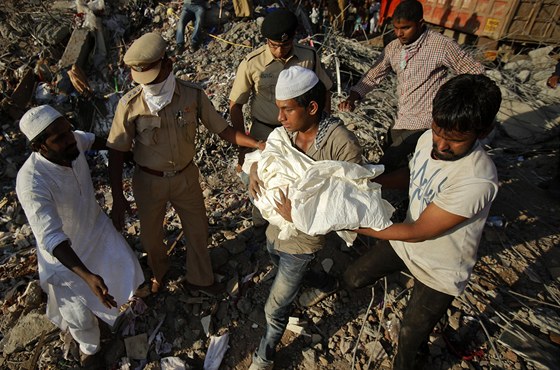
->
xmin=243 ymin=127 xmax=394 ymax=245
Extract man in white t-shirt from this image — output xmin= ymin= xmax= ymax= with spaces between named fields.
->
xmin=343 ymin=74 xmax=501 ymax=369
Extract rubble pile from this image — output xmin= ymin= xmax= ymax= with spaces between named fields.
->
xmin=0 ymin=1 xmax=559 ymax=369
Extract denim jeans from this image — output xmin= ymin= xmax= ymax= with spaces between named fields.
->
xmin=175 ymin=2 xmax=205 ymax=47
xmin=343 ymin=240 xmax=454 ymax=370
xmin=254 ymin=241 xmax=315 ymax=365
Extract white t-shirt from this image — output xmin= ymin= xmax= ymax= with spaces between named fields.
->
xmin=391 ymin=130 xmax=498 ymax=296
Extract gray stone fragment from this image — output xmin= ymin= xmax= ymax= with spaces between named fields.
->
xmin=59 ymin=28 xmax=92 ymax=69
xmin=516 ymin=70 xmax=530 ymax=83
xmin=528 ymin=46 xmax=554 ymax=62
xmin=124 ymin=333 xmax=148 ymax=360
xmin=339 ymin=337 xmax=352 ymax=354
xmin=19 ymin=280 xmax=43 ymax=310
xmin=503 ymin=59 xmax=531 ymax=71
xmin=486 ymin=69 xmax=503 ymax=83
xmin=223 ymin=238 xmax=245 ymax=254
xmin=302 ymin=348 xmax=317 ymax=367
xmin=0 ymin=312 xmax=56 ymax=354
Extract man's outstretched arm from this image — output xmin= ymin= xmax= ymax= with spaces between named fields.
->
xmin=53 ymin=240 xmax=117 ymax=308
xmin=356 ymin=202 xmax=467 ymax=242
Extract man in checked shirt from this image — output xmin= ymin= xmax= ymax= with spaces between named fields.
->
xmin=339 ymin=0 xmax=484 ymax=173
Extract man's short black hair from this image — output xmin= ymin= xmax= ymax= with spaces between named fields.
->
xmin=432 ymin=74 xmax=502 ymax=135
xmin=293 ymin=79 xmax=326 ymax=114
xmin=393 ymin=0 xmax=423 ymax=22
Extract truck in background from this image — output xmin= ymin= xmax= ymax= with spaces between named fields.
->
xmin=378 ymin=0 xmax=560 ymax=46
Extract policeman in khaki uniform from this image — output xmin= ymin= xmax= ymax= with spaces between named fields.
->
xmin=229 ymin=9 xmax=333 ymax=235
xmin=107 ymin=33 xmax=264 ymax=293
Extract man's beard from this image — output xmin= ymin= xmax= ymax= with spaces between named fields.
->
xmin=431 ymin=147 xmax=469 ymax=161
xmin=48 ymin=144 xmax=80 ymax=164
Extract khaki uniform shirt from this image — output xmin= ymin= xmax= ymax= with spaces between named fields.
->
xmin=266 ymin=120 xmax=362 ymax=255
xmin=229 ymin=43 xmax=333 ymax=126
xmin=107 ymin=78 xmax=228 ymax=172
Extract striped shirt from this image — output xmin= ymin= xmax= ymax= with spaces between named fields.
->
xmin=351 ymin=28 xmax=484 ymax=131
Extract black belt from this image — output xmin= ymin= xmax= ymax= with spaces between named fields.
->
xmin=138 ymin=163 xmax=189 ymax=177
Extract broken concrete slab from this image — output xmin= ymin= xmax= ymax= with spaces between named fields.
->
xmin=528 ymin=46 xmax=555 ymax=62
xmin=2 ymin=68 xmax=36 ymax=120
xmin=302 ymin=347 xmax=317 ymax=367
xmin=124 ymin=333 xmax=148 ymax=360
xmin=497 ymin=100 xmax=560 ymax=144
xmin=58 ymin=28 xmax=93 ymax=69
xmin=0 ymin=312 xmax=56 ymax=354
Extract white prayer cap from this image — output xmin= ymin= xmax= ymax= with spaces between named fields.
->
xmin=19 ymin=105 xmax=63 ymax=141
xmin=275 ymin=66 xmax=319 ymax=100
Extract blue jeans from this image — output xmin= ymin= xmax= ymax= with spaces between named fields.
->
xmin=254 ymin=241 xmax=315 ymax=365
xmin=175 ymin=2 xmax=205 ymax=47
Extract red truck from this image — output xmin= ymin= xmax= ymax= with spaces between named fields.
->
xmin=379 ymin=0 xmax=560 ymax=45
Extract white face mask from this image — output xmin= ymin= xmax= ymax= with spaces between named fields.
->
xmin=141 ymin=72 xmax=176 ymax=115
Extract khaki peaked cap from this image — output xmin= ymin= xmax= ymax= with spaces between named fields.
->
xmin=124 ymin=32 xmax=167 ymax=84
xmin=261 ymin=9 xmax=298 ymax=42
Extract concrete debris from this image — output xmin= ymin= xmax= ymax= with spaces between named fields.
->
xmin=201 ymin=314 xmax=212 ymax=337
xmin=0 ymin=312 xmax=56 ymax=354
xmin=59 ymin=28 xmax=92 ymax=69
xmin=364 ymin=340 xmax=387 ymax=362
xmin=161 ymin=356 xmax=187 ymax=370
xmin=302 ymin=347 xmax=317 ymax=367
xmin=124 ymin=333 xmax=149 ymax=360
xmin=498 ymin=328 xmax=560 ymax=370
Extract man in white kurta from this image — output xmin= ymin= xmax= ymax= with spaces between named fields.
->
xmin=16 ymin=105 xmax=144 ymax=362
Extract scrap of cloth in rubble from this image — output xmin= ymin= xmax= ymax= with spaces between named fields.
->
xmin=16 ymin=131 xmax=144 ymax=328
xmin=243 ymin=122 xmax=394 ymax=247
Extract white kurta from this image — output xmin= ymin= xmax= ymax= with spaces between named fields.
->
xmin=243 ymin=127 xmax=394 ymax=244
xmin=16 ymin=131 xmax=144 ymax=328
